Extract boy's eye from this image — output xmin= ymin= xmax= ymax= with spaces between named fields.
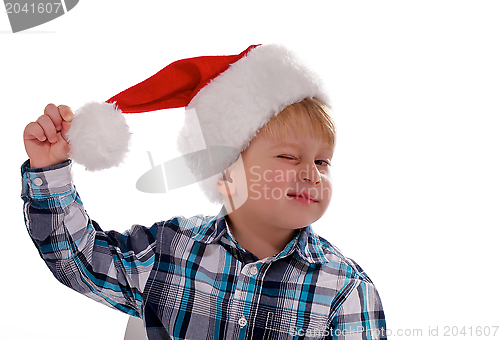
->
xmin=277 ymin=155 xmax=297 ymax=161
xmin=315 ymin=159 xmax=331 ymax=166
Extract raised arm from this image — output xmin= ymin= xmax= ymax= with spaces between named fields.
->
xmin=21 ymin=104 xmax=156 ymax=317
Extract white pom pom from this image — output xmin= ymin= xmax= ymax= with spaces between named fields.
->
xmin=67 ymin=101 xmax=131 ymax=171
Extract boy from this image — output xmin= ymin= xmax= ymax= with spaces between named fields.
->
xmin=22 ymin=45 xmax=386 ymax=339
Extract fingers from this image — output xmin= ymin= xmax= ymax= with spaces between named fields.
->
xmin=24 ymin=104 xmax=74 ymax=144
xmin=43 ymin=104 xmax=73 ymax=129
xmin=44 ymin=104 xmax=63 ymax=130
xmin=23 ymin=121 xmax=46 ymax=142
xmin=58 ymin=105 xmax=74 ymax=122
xmin=61 ymin=120 xmax=71 ymax=142
xmin=58 ymin=105 xmax=73 ymax=142
xmin=37 ymin=114 xmax=59 ymax=143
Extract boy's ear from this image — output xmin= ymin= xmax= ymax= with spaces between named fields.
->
xmin=216 ymin=155 xmax=249 ymax=214
xmin=216 ymin=169 xmax=236 ymax=197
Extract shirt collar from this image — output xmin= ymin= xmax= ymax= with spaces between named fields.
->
xmin=188 ymin=207 xmax=230 ymax=244
xmin=191 ymin=208 xmax=329 ymax=265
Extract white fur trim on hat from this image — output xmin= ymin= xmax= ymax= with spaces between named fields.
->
xmin=178 ymin=44 xmax=330 ymax=204
xmin=67 ymin=101 xmax=131 ymax=171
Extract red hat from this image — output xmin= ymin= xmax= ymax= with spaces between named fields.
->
xmin=67 ymin=44 xmax=330 ymax=202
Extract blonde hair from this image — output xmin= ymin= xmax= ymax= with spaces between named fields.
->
xmin=259 ymin=97 xmax=336 ymax=147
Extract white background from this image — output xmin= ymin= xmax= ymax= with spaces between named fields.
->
xmin=2 ymin=1 xmax=499 ymax=339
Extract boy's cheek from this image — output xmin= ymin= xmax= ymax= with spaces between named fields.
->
xmin=318 ymin=182 xmax=333 ymax=205
xmin=248 ymin=183 xmax=262 ymax=200
xmin=319 ymin=167 xmax=332 ymax=177
xmin=322 ymin=186 xmax=333 ymax=203
xmin=246 ymin=166 xmax=294 ymax=184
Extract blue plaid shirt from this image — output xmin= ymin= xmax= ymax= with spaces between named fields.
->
xmin=21 ymin=160 xmax=386 ymax=339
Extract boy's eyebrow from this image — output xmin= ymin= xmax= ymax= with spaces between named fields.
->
xmin=269 ymin=142 xmax=302 ymax=149
xmin=270 ymin=141 xmax=334 ymax=155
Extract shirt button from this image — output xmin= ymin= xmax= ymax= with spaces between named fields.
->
xmin=238 ymin=316 xmax=247 ymax=327
xmin=249 ymin=265 xmax=258 ymax=276
xmin=33 ymin=177 xmax=43 ymax=186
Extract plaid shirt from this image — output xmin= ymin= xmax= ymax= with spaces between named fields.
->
xmin=21 ymin=160 xmax=386 ymax=340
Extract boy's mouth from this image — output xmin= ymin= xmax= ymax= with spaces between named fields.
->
xmin=286 ymin=191 xmax=319 ymax=203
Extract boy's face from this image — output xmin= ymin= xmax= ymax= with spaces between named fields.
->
xmin=228 ymin=126 xmax=334 ymax=231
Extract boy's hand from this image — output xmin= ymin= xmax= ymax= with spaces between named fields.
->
xmin=23 ymin=104 xmax=74 ymax=168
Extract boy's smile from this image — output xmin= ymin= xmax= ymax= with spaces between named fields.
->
xmin=286 ymin=190 xmax=319 ymax=204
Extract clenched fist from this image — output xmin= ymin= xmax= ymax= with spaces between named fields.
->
xmin=23 ymin=104 xmax=74 ymax=168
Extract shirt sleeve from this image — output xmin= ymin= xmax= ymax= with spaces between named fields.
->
xmin=21 ymin=160 xmax=156 ymax=318
xmin=329 ymin=260 xmax=387 ymax=340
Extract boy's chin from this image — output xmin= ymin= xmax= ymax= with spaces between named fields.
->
xmin=279 ymin=213 xmax=322 ymax=230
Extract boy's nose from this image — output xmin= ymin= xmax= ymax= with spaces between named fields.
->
xmin=298 ymin=164 xmax=321 ymax=185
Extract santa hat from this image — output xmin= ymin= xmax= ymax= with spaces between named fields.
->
xmin=67 ymin=44 xmax=330 ymax=203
